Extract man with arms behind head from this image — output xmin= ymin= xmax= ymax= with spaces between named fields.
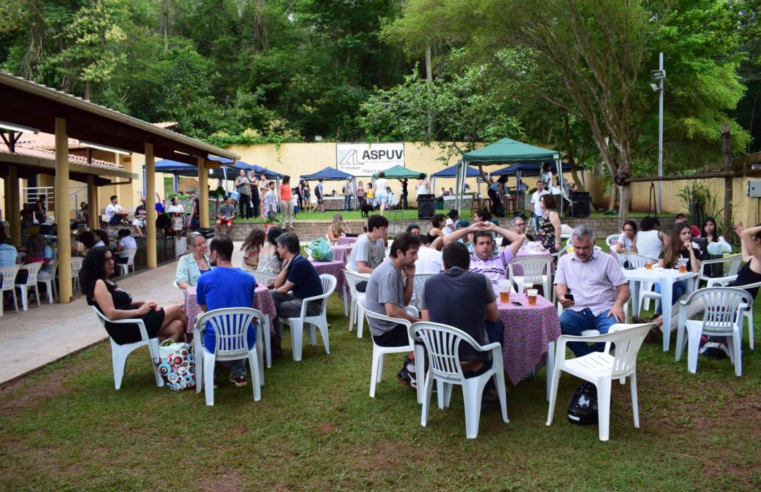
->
xmin=555 ymin=225 xmax=629 ymax=357
xmin=444 ymin=221 xmax=525 ymax=286
xmin=364 ymin=233 xmax=422 ymax=387
xmin=196 ymin=235 xmax=258 ymax=388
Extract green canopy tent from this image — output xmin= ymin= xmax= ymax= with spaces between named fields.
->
xmin=371 ymin=164 xmax=424 ymax=180
xmin=457 ymin=138 xmax=564 ymax=212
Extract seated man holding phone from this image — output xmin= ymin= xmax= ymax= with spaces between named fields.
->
xmin=554 ymin=225 xmax=629 ymax=357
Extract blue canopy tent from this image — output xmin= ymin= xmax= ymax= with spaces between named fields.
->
xmin=490 ymin=161 xmax=573 ymax=176
xmin=207 ymin=160 xmax=285 ymax=198
xmin=145 ymin=159 xmax=200 ymax=195
xmin=431 ymin=162 xmax=482 ymax=197
xmin=301 ymin=166 xmax=354 ymax=181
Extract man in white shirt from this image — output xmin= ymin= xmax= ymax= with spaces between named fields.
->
xmin=105 ymin=195 xmax=129 ymax=225
xmin=531 ymin=181 xmax=550 ymax=230
xmin=114 ymin=229 xmax=137 ymax=266
xmin=416 ymin=235 xmax=444 ymax=274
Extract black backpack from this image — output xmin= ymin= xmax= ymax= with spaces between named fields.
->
xmin=568 ymin=382 xmax=599 ymax=425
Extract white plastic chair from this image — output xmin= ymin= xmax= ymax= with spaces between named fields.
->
xmin=606 ymin=234 xmax=621 ymax=248
xmin=698 ymin=254 xmax=742 ymax=285
xmin=71 ymin=257 xmax=84 ymax=293
xmin=705 ymin=277 xmax=759 ymax=351
xmin=412 ymin=321 xmax=508 ymax=439
xmin=279 ymin=274 xmax=337 ymax=361
xmin=343 ymin=269 xmax=370 ymax=338
xmin=37 ymin=260 xmax=58 ymax=303
xmin=546 ymin=323 xmax=652 ymax=441
xmin=0 ymin=265 xmax=21 ymax=315
xmin=193 ymin=307 xmax=264 ymax=406
xmin=362 ymin=302 xmax=425 ymax=403
xmin=116 ymin=249 xmax=138 ymax=276
xmin=619 ymin=253 xmax=655 ymax=310
xmin=508 ymin=256 xmax=553 ymax=301
xmin=410 ymin=273 xmax=436 ymax=311
xmin=92 ymin=306 xmax=164 ymax=390
xmin=15 ymin=261 xmax=43 ymax=311
xmin=249 ymin=270 xmax=277 ymax=287
xmin=675 ymin=287 xmax=751 ymax=377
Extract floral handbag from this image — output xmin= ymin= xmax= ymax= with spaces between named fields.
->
xmin=154 ymin=341 xmax=196 ymax=391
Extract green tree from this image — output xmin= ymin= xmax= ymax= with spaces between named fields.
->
xmin=383 ymin=0 xmax=749 ymax=221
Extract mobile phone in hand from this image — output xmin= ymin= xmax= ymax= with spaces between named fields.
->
xmin=565 ymin=294 xmax=574 ymax=302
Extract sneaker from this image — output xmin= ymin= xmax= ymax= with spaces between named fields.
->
xmin=396 ymin=368 xmax=417 ymax=390
xmin=230 ymin=376 xmax=247 ymax=387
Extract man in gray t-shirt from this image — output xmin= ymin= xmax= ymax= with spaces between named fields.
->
xmin=349 ymin=215 xmax=388 ymax=291
xmin=216 ymin=197 xmax=236 ymax=236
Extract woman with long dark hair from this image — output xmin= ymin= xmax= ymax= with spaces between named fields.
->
xmin=83 ymin=247 xmax=186 ymax=344
xmin=652 ymin=223 xmax=701 ymax=316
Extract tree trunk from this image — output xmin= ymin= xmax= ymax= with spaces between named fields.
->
xmin=618 ymin=185 xmax=631 ymax=228
xmin=425 ymin=45 xmax=433 ymax=139
xmin=162 ymin=0 xmax=169 ymax=52
xmin=608 ymin=184 xmax=618 ymax=212
xmin=722 ymin=123 xmax=733 ymax=243
xmin=84 ymin=80 xmax=91 ymax=101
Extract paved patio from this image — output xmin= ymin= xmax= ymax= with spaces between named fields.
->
xmin=0 ymin=243 xmax=247 ymax=386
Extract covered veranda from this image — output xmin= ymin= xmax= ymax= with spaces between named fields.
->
xmin=0 ymin=71 xmax=240 ymax=304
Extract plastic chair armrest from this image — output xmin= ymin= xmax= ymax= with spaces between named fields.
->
xmin=706 ymin=275 xmax=737 ymax=287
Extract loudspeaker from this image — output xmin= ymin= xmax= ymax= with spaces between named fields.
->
xmin=417 ymin=194 xmax=435 ymax=220
xmin=570 ymin=192 xmax=590 ymax=218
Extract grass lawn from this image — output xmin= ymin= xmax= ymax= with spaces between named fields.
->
xmin=1 ymin=293 xmax=761 ymax=491
xmin=233 ymin=209 xmax=655 ymax=223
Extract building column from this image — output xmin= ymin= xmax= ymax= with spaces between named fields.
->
xmin=8 ymin=167 xmax=21 ymax=247
xmin=87 ymin=175 xmax=98 ymax=231
xmin=145 ymin=143 xmax=157 ymax=269
xmin=55 ymin=118 xmax=72 ymax=303
xmin=198 ymin=157 xmax=209 ymax=228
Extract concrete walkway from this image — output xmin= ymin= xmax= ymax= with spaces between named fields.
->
xmin=0 ymin=260 xmax=185 ymax=386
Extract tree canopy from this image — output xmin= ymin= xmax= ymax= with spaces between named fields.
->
xmin=0 ymin=0 xmax=757 ymax=218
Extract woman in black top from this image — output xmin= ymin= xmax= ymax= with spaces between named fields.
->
xmin=83 ymin=247 xmax=187 ymax=345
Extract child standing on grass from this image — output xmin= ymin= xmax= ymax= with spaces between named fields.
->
xmin=265 ymin=181 xmax=278 ymax=224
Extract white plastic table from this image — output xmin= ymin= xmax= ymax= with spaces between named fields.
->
xmin=624 ymin=267 xmax=697 ymax=352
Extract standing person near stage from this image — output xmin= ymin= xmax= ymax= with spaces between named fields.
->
xmin=280 ymin=176 xmax=294 ymax=230
xmin=235 ymin=169 xmax=253 ymax=219
xmin=314 ymin=179 xmax=325 ymax=213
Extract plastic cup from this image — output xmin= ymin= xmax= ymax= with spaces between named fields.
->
xmin=645 ymin=259 xmax=653 ymax=270
xmin=678 ymin=258 xmax=688 ymax=273
xmin=498 ymin=279 xmax=511 ymax=303
xmin=527 ymin=289 xmax=538 ymax=305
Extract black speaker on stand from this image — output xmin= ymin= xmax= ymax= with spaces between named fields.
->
xmin=417 ymin=194 xmax=435 ymax=220
xmin=570 ymin=192 xmax=590 ymax=218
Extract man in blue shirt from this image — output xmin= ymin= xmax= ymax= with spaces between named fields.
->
xmin=196 ymin=235 xmax=258 ymax=388
xmin=271 ymin=232 xmax=323 ymax=352
xmin=0 ymin=231 xmax=18 ymax=267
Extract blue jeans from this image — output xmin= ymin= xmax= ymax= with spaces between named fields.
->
xmin=654 ymin=280 xmax=687 ymax=314
xmin=215 ymin=360 xmax=247 ymax=379
xmin=344 ymin=196 xmax=352 ymax=210
xmin=559 ymin=308 xmax=617 ymax=357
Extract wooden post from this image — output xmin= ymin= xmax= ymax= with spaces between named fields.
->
xmin=722 ymin=123 xmax=733 ymax=243
xmin=55 ymin=118 xmax=72 ymax=303
xmin=87 ymin=175 xmax=99 ymax=231
xmin=8 ymin=166 xmax=21 ymax=247
xmin=145 ymin=143 xmax=157 ymax=269
xmin=198 ymin=157 xmax=209 ymax=228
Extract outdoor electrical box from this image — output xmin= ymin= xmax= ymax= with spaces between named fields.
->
xmin=747 ymin=180 xmax=761 ymax=198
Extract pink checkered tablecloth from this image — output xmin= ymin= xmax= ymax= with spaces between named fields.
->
xmin=183 ymin=285 xmax=277 ymax=333
xmin=497 ymin=293 xmax=561 ymax=386
xmin=336 ymin=236 xmax=357 ymax=246
xmin=332 ymin=244 xmax=353 ymax=265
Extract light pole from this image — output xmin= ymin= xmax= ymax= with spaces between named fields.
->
xmin=651 ymin=52 xmax=666 ymax=214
